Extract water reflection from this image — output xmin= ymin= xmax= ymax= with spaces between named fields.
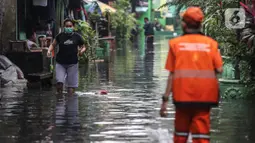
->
xmin=144 ymin=42 xmax=154 ymax=81
xmin=0 ymin=90 xmax=54 ymax=142
xmin=97 ymin=62 xmax=109 ymax=82
xmin=52 ymin=94 xmax=82 ymax=142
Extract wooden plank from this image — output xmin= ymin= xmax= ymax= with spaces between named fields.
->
xmin=27 ymin=72 xmax=53 ymax=81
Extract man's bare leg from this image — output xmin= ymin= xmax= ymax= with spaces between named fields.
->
xmin=56 ymin=82 xmax=63 ymax=94
xmin=67 ymin=87 xmax=75 ymax=96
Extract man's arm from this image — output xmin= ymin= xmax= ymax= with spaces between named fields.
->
xmin=213 ymin=44 xmax=223 ymax=74
xmin=48 ymin=39 xmax=57 ymax=53
xmin=78 ymin=45 xmax=86 ymax=56
xmin=77 ymin=33 xmax=86 ymax=56
xmin=164 ymin=72 xmax=173 ymax=97
xmin=164 ymin=43 xmax=175 ymax=98
xmin=215 ymin=67 xmax=223 ymax=74
xmin=29 ymin=42 xmax=39 ymax=50
xmin=160 ymin=44 xmax=174 ymax=117
xmin=31 ymin=42 xmax=38 ymax=47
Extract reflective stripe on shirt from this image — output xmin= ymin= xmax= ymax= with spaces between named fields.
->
xmin=178 ymin=43 xmax=210 ymax=52
xmin=173 ymin=70 xmax=216 ymax=79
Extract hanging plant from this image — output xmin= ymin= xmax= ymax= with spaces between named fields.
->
xmin=73 ymin=20 xmax=96 ymax=63
xmin=89 ymin=11 xmax=101 ymax=23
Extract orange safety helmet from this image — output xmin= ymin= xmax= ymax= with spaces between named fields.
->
xmin=182 ymin=7 xmax=204 ymax=24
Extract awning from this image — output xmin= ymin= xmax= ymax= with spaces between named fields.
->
xmin=97 ymin=1 xmax=116 ymax=13
xmin=83 ymin=0 xmax=116 ymax=13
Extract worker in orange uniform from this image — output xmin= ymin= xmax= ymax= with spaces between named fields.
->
xmin=160 ymin=7 xmax=223 ymax=143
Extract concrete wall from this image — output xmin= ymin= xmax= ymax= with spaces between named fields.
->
xmin=0 ymin=0 xmax=17 ymax=54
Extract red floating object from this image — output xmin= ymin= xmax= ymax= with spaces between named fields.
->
xmin=100 ymin=90 xmax=108 ymax=95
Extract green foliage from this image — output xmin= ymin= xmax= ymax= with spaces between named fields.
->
xmin=204 ymin=12 xmax=247 ymax=57
xmin=201 ymin=0 xmax=255 ymax=96
xmin=158 ymin=0 xmax=249 ymax=58
xmin=73 ymin=20 xmax=96 ymax=63
xmin=159 ymin=0 xmax=255 ymax=97
xmin=240 ymin=60 xmax=251 ymax=83
xmin=239 ymin=58 xmax=255 ymax=97
xmin=89 ymin=11 xmax=101 ymax=23
xmin=158 ymin=0 xmax=240 ymax=56
xmin=111 ymin=0 xmax=137 ymax=39
xmin=158 ymin=0 xmax=239 ymax=13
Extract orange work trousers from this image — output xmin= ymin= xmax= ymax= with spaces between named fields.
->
xmin=174 ymin=107 xmax=211 ymax=143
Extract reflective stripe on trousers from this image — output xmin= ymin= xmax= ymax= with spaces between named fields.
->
xmin=175 ymin=132 xmax=210 ymax=139
xmin=175 ymin=132 xmax=189 ymax=137
xmin=173 ymin=70 xmax=216 ymax=78
xmin=192 ymin=134 xmax=210 ymax=139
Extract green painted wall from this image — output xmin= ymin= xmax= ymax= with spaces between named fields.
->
xmin=158 ymin=19 xmax=165 ymax=26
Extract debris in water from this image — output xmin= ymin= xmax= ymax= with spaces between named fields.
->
xmin=100 ymin=90 xmax=108 ymax=95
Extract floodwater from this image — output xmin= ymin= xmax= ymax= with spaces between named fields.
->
xmin=1 ymin=36 xmax=255 ymax=143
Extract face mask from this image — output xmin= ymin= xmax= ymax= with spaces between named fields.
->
xmin=64 ymin=27 xmax=73 ymax=34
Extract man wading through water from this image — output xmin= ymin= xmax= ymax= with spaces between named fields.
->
xmin=160 ymin=7 xmax=223 ymax=143
xmin=47 ymin=19 xmax=86 ymax=95
xmin=143 ymin=17 xmax=154 ymax=43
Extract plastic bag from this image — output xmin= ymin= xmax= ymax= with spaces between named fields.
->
xmin=0 ymin=55 xmax=12 ymax=70
xmin=0 ymin=66 xmax=17 ymax=86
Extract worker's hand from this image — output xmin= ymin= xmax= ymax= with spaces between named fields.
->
xmin=47 ymin=51 xmax=51 ymax=57
xmin=160 ymin=102 xmax=168 ymax=117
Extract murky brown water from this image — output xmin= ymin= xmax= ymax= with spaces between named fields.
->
xmin=0 ymin=36 xmax=255 ymax=143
